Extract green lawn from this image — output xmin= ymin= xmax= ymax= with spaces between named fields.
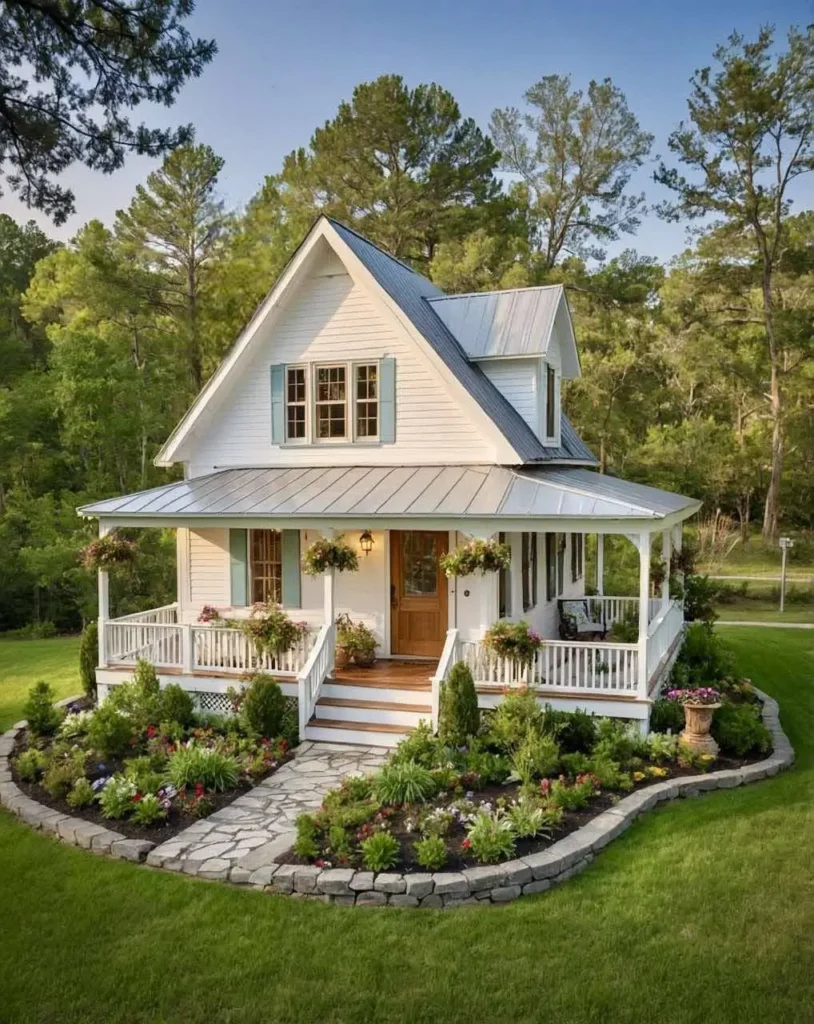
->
xmin=715 ymin=601 xmax=814 ymax=624
xmin=1 ymin=630 xmax=813 ymax=1023
xmin=0 ymin=637 xmax=81 ymax=730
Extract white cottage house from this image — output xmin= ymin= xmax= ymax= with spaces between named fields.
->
xmin=80 ymin=217 xmax=699 ymax=746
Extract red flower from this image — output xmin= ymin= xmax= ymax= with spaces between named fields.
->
xmin=461 ymin=838 xmax=472 ymax=850
xmin=146 ymin=725 xmax=157 ymax=738
xmin=132 ymin=793 xmax=143 ymax=803
xmin=194 ymin=782 xmax=204 ymax=798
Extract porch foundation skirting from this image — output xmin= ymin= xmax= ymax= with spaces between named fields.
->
xmin=0 ymin=690 xmax=794 ymax=905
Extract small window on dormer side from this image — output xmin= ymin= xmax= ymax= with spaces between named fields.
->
xmin=286 ymin=366 xmax=307 ymax=441
xmin=545 ymin=364 xmax=556 ymax=439
xmin=355 ymin=363 xmax=378 ymax=439
xmin=315 ymin=364 xmax=348 ymax=440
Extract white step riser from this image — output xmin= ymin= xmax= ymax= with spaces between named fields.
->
xmin=304 ymin=725 xmax=406 ymax=748
xmin=322 ymin=682 xmax=430 ymax=704
xmin=315 ymin=704 xmax=429 ymax=727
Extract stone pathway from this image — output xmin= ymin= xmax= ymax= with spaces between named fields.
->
xmin=145 ymin=742 xmax=386 ymax=881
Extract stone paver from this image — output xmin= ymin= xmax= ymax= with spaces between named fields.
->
xmin=150 ymin=743 xmax=385 ymax=872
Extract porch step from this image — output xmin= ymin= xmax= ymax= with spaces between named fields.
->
xmin=315 ymin=696 xmax=431 ymax=728
xmin=321 ymin=680 xmax=430 ymax=705
xmin=304 ymin=716 xmax=414 ymax=749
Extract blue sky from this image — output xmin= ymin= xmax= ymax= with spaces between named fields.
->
xmin=1 ymin=0 xmax=811 ymax=263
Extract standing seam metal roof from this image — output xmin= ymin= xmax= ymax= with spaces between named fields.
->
xmin=328 ymin=219 xmax=595 ymax=465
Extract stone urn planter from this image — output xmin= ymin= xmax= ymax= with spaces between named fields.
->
xmin=679 ymin=702 xmax=721 ymax=756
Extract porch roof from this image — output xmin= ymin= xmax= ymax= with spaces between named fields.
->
xmin=79 ymin=465 xmax=700 ymax=524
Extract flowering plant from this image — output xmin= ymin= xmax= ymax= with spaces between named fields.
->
xmin=440 ymin=538 xmax=511 ymax=577
xmin=482 ymin=620 xmax=543 ymax=666
xmin=302 ymin=536 xmax=359 ymax=576
xmin=240 ymin=602 xmax=308 ymax=657
xmin=197 ymin=605 xmax=222 ymax=623
xmin=81 ymin=534 xmax=137 ymax=573
xmin=666 ymin=687 xmax=722 ymax=706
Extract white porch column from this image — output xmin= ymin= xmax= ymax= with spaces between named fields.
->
xmin=509 ymin=532 xmax=523 ymax=620
xmin=97 ymin=522 xmax=110 ymax=668
xmin=661 ymin=530 xmax=671 ymax=611
xmin=637 ymin=530 xmax=651 ymax=699
xmin=323 ymin=569 xmax=336 ymax=625
xmin=671 ymin=523 xmax=685 ymax=607
xmin=596 ymin=534 xmax=605 ymax=596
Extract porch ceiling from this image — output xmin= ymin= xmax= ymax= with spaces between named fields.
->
xmin=78 ymin=465 xmax=700 ymax=524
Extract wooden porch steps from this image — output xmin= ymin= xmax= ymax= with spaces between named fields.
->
xmin=309 ymin=717 xmax=414 ymax=734
xmin=317 ymin=696 xmax=431 ymax=714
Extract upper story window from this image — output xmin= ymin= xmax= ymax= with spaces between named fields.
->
xmin=545 ymin=364 xmax=557 ymax=440
xmin=273 ymin=358 xmax=393 ymax=447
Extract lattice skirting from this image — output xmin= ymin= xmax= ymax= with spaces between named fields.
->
xmin=188 ymin=691 xmax=299 ymax=718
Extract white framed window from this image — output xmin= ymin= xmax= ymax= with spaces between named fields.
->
xmin=249 ymin=529 xmax=282 ymax=604
xmin=285 ymin=365 xmax=307 ymax=441
xmin=545 ymin=364 xmax=557 ymax=440
xmin=354 ymin=362 xmax=378 ymax=440
xmin=314 ymin=364 xmax=348 ymax=440
xmin=521 ymin=532 xmax=538 ymax=612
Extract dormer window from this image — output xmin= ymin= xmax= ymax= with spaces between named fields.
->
xmin=545 ymin=366 xmax=556 ymax=437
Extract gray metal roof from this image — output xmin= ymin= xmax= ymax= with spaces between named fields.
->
xmin=80 ymin=465 xmax=699 ymax=521
xmin=427 ymin=286 xmax=564 ymax=360
xmin=329 ymin=220 xmax=595 ymax=465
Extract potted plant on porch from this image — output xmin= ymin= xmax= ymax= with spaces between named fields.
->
xmin=302 ymin=536 xmax=359 ymax=575
xmin=439 ymin=538 xmax=511 ymax=577
xmin=335 ymin=614 xmax=377 ymax=668
xmin=81 ymin=533 xmax=137 ymax=573
xmin=666 ymin=687 xmax=722 ymax=755
xmin=241 ymin=603 xmax=308 ymax=659
xmin=482 ymin=621 xmax=543 ymax=669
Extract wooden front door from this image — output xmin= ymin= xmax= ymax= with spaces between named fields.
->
xmin=390 ymin=530 xmax=449 ymax=657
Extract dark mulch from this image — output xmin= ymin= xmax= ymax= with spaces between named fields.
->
xmin=10 ymin=729 xmax=292 ymax=844
xmin=281 ymin=750 xmax=763 ymax=874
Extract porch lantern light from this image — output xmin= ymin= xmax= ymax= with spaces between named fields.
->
xmin=359 ymin=530 xmax=374 ymax=556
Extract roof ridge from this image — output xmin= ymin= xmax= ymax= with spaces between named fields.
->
xmin=427 ymin=283 xmax=564 ymax=303
xmin=324 ymin=216 xmax=443 ymax=290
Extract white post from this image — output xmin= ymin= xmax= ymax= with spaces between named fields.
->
xmin=97 ymin=522 xmax=110 ymax=668
xmin=596 ymin=533 xmax=605 ymax=596
xmin=509 ymin=532 xmax=523 ymax=621
xmin=480 ymin=571 xmax=499 ymax=635
xmin=323 ymin=568 xmax=335 ymax=626
xmin=637 ymin=530 xmax=651 ymax=699
xmin=671 ymin=524 xmax=684 ymax=610
xmin=181 ymin=624 xmax=194 ymax=673
xmin=661 ymin=530 xmax=671 ymax=611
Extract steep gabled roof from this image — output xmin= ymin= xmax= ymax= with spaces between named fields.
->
xmin=329 ymin=220 xmax=595 ymax=465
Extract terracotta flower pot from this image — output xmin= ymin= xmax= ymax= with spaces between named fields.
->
xmin=334 ymin=646 xmax=352 ymax=669
xmin=352 ymin=650 xmax=376 ymax=668
xmin=679 ymin=702 xmax=721 ymax=756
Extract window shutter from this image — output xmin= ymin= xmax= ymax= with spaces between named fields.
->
xmin=379 ymin=357 xmax=396 ymax=443
xmin=229 ymin=529 xmax=248 ymax=607
xmin=281 ymin=529 xmax=301 ymax=608
xmin=270 ymin=364 xmax=285 ymax=444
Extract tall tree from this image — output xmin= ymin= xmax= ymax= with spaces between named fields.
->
xmin=490 ymin=76 xmax=653 ymax=268
xmin=115 ymin=143 xmax=227 ymax=391
xmin=272 ymin=75 xmax=501 ymax=264
xmin=654 ymin=26 xmax=814 ymax=539
xmin=0 ymin=0 xmax=215 ymax=223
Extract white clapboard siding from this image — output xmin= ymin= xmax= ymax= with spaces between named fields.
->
xmin=188 ymin=528 xmax=230 ymax=609
xmin=188 ymin=256 xmax=496 ymax=474
xmin=479 ymin=358 xmax=539 ymax=433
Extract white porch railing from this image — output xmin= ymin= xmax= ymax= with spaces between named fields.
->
xmin=587 ymin=596 xmax=661 ymax=629
xmin=645 ymin=599 xmax=684 ymax=687
xmin=459 ymin=639 xmax=640 ymax=696
xmin=430 ymin=628 xmax=460 ymax=732
xmin=104 ymin=609 xmax=318 ymax=677
xmin=297 ymin=622 xmax=334 ymax=737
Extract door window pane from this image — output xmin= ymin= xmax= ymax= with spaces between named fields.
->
xmin=402 ymin=533 xmax=438 ymax=596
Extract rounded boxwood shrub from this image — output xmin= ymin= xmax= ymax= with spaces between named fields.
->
xmin=712 ymin=701 xmax=771 ymax=756
xmin=160 ymin=684 xmax=195 ymax=729
xmin=438 ymin=661 xmax=479 ymax=747
xmin=240 ymin=674 xmax=287 ymax=739
xmin=87 ymin=703 xmax=137 ymax=759
xmin=23 ymin=681 xmax=61 ymax=737
xmin=79 ymin=621 xmax=98 ymax=699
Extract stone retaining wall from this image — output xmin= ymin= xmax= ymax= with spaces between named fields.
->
xmin=0 ymin=689 xmax=794 ymax=907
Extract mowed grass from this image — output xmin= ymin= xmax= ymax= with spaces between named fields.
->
xmin=0 ymin=636 xmax=80 ymax=730
xmin=0 ymin=630 xmax=813 ymax=1024
xmin=715 ymin=601 xmax=814 ymax=623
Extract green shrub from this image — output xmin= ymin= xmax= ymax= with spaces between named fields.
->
xmin=608 ymin=612 xmax=638 ymax=643
xmin=124 ymin=755 xmax=167 ymax=795
xmin=488 ymin=687 xmax=544 ymax=751
xmin=57 ymin=709 xmax=95 ymax=740
xmin=586 ymin=754 xmax=632 ymax=792
xmin=167 ymin=744 xmax=239 ymax=792
xmin=79 ymin=621 xmax=98 ymax=699
xmin=372 ymin=761 xmax=437 ymax=805
xmin=548 ymin=707 xmax=598 ymax=753
xmin=42 ymin=758 xmax=84 ymax=800
xmin=23 ymin=681 xmax=61 ymax=736
xmin=507 ymin=798 xmax=549 ymax=838
xmin=360 ymin=830 xmax=400 ymax=871
xmin=460 ymin=746 xmax=511 ymax=785
xmin=391 ymin=721 xmax=444 ymax=768
xmin=683 ymin=574 xmax=719 ymax=624
xmin=87 ymin=703 xmax=137 ymax=759
xmin=646 ymin=732 xmax=680 ymax=763
xmin=107 ymin=659 xmax=163 ymax=727
xmin=131 ymin=793 xmax=167 ymax=826
xmin=414 ymin=835 xmax=448 ymax=870
xmin=14 ymin=747 xmax=46 ymax=782
xmin=240 ymin=674 xmax=287 ymax=738
xmin=99 ymin=775 xmax=137 ymax=818
xmin=159 ymin=684 xmax=195 ymax=729
xmin=438 ymin=661 xmax=480 ymax=747
xmin=549 ymin=776 xmax=596 ymax=811
xmin=294 ymin=814 xmax=320 ymax=860
xmin=712 ymin=701 xmax=772 ymax=757
xmin=509 ymin=730 xmax=560 ymax=786
xmin=672 ymin=622 xmax=734 ymax=687
xmin=465 ymin=810 xmax=516 ymax=864
xmin=559 ymin=751 xmax=591 ymax=777
xmin=592 ymin=718 xmax=646 ymax=766
xmin=67 ymin=777 xmax=95 ymax=809
xmin=650 ymin=698 xmax=685 ymax=733
xmin=336 ymin=775 xmax=374 ymax=803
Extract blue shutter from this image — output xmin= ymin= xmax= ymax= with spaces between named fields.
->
xmin=229 ymin=529 xmax=248 ymax=607
xmin=379 ymin=356 xmax=395 ymax=443
xmin=270 ymin=364 xmax=285 ymax=444
xmin=281 ymin=529 xmax=301 ymax=608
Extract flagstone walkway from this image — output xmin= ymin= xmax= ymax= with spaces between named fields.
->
xmin=145 ymin=741 xmax=386 ymax=881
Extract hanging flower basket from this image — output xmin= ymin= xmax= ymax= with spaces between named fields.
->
xmin=440 ymin=538 xmax=511 ymax=578
xmin=482 ymin=620 xmax=543 ymax=666
xmin=241 ymin=603 xmax=308 ymax=657
xmin=302 ymin=537 xmax=359 ymax=576
xmin=81 ymin=535 xmax=137 ymax=573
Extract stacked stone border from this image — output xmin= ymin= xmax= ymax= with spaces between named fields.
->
xmin=0 ymin=688 xmax=794 ymax=906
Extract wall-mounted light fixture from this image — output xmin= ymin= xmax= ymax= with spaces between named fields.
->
xmin=359 ymin=530 xmax=374 ymax=556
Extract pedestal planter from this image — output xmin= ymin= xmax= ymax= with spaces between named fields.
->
xmin=680 ymin=702 xmax=721 ymax=755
